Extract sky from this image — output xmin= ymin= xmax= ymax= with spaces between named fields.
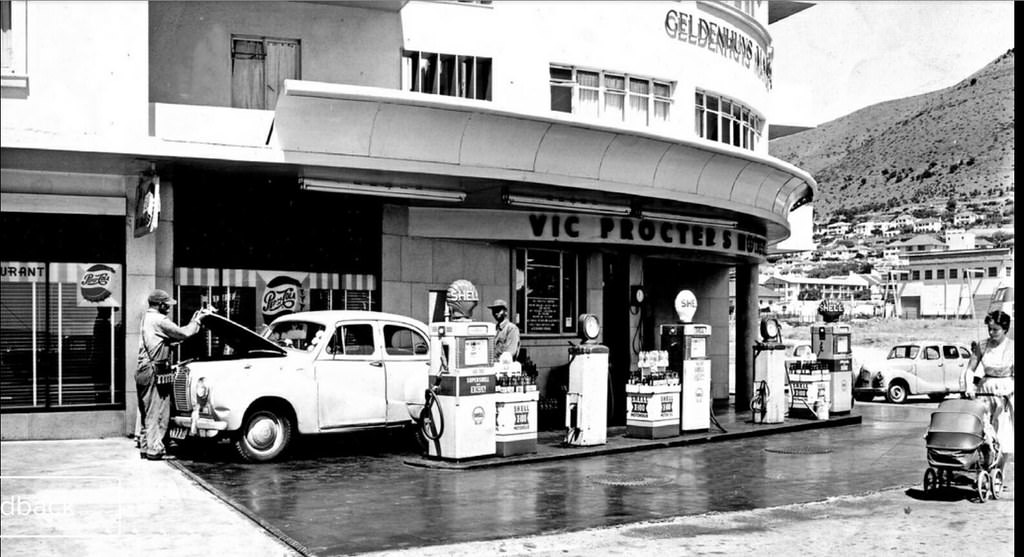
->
xmin=769 ymin=1 xmax=1015 ymax=127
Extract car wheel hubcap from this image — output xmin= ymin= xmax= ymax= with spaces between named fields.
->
xmin=247 ymin=416 xmax=280 ymax=451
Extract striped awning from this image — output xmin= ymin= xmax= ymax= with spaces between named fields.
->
xmin=175 ymin=268 xmax=375 ymax=290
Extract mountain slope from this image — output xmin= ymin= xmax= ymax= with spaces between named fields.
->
xmin=770 ymin=48 xmax=1014 ymax=219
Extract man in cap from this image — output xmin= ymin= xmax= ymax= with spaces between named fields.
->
xmin=487 ymin=299 xmax=521 ymax=362
xmin=136 ymin=289 xmax=208 ymax=460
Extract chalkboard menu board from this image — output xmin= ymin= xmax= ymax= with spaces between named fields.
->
xmin=527 ymin=297 xmax=559 ymax=334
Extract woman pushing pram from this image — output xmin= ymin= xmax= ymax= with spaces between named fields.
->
xmin=963 ymin=310 xmax=1014 ymax=456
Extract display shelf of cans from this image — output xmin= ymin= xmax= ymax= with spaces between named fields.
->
xmin=496 ymin=373 xmax=537 ymax=393
xmin=493 ymin=360 xmax=539 ymax=456
xmin=625 ymin=351 xmax=681 ymax=439
xmin=786 ymin=359 xmax=829 ymax=382
xmin=627 ymin=351 xmax=680 ymax=386
xmin=787 ymin=360 xmax=830 ymax=420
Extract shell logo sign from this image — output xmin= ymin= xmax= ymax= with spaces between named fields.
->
xmin=77 ymin=263 xmax=121 ymax=307
xmin=446 ymin=279 xmax=479 ymax=320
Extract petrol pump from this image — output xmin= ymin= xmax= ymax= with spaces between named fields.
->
xmin=660 ymin=290 xmax=711 ymax=433
xmin=564 ymin=314 xmax=608 ymax=446
xmin=751 ymin=317 xmax=786 ymax=424
xmin=812 ymin=299 xmax=853 ymax=414
xmin=420 ymin=279 xmax=497 ymax=461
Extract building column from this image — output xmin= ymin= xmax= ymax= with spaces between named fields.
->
xmin=733 ymin=263 xmax=759 ymax=411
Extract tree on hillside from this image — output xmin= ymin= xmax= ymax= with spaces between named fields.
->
xmin=798 ymin=287 xmax=822 ymax=301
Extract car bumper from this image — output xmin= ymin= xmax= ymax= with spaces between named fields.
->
xmin=171 ymin=415 xmax=228 ymax=437
xmin=853 ymin=387 xmax=885 ymax=396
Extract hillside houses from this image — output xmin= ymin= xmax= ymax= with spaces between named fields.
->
xmin=954 ymin=210 xmax=981 ymax=227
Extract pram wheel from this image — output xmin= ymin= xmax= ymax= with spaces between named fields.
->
xmin=977 ymin=470 xmax=992 ymax=502
xmin=991 ymin=468 xmax=1004 ymax=499
xmin=923 ymin=468 xmax=939 ymax=494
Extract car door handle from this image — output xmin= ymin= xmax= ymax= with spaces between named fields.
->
xmin=370 ymin=361 xmax=383 ymax=367
xmin=243 ymin=364 xmax=253 ymax=370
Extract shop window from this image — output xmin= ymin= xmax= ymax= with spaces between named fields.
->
xmin=549 ymin=65 xmax=672 ymax=127
xmin=695 ymin=90 xmax=763 ymax=151
xmin=231 ymin=36 xmax=300 ymax=109
xmin=0 ymin=263 xmax=125 ymax=410
xmin=1 ymin=0 xmax=27 ymax=86
xmin=402 ymin=50 xmax=492 ymax=101
xmin=174 ymin=270 xmax=378 ymax=362
xmin=513 ymin=248 xmax=585 ymax=335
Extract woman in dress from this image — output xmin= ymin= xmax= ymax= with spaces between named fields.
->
xmin=965 ymin=310 xmax=1014 ymax=455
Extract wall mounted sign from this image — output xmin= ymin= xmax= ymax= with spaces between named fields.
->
xmin=664 ymin=9 xmax=772 ymax=90
xmin=408 ymin=208 xmax=767 ymax=262
xmin=77 ymin=263 xmax=122 ymax=307
xmin=133 ymin=172 xmax=160 ymax=238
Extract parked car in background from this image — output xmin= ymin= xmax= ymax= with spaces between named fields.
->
xmin=170 ymin=311 xmax=431 ymax=462
xmin=853 ymin=341 xmax=972 ymax=404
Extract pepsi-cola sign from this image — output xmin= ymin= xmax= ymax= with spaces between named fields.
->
xmin=261 ymin=275 xmax=306 ymax=324
xmin=76 ymin=263 xmax=121 ymax=307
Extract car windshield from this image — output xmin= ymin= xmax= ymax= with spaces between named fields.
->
xmin=264 ymin=321 xmax=327 ymax=352
xmin=888 ymin=345 xmax=920 ymax=360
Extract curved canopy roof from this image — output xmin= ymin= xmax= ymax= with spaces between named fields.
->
xmin=271 ymin=80 xmax=816 ymax=244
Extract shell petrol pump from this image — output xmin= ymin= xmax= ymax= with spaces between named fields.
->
xmin=660 ymin=290 xmax=711 ymax=433
xmin=812 ymin=299 xmax=853 ymax=414
xmin=564 ymin=314 xmax=608 ymax=446
xmin=419 ymin=279 xmax=497 ymax=461
xmin=751 ymin=317 xmax=787 ymax=424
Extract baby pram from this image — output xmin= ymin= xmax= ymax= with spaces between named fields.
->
xmin=923 ymin=399 xmax=1005 ymax=501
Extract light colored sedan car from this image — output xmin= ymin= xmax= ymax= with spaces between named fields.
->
xmin=853 ymin=341 xmax=972 ymax=404
xmin=170 ymin=311 xmax=430 ymax=462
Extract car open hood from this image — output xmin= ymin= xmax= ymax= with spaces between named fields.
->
xmin=201 ymin=313 xmax=286 ymax=356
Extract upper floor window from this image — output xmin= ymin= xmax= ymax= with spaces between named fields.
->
xmin=730 ymin=1 xmax=760 ymax=18
xmin=550 ymin=65 xmax=672 ymax=127
xmin=231 ymin=36 xmax=300 ymax=110
xmin=695 ymin=91 xmax=763 ymax=151
xmin=402 ymin=50 xmax=492 ymax=101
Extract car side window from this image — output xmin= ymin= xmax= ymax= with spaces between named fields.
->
xmin=383 ymin=325 xmax=428 ymax=356
xmin=325 ymin=324 xmax=376 ymax=357
xmin=959 ymin=347 xmax=971 ymax=359
xmin=942 ymin=346 xmax=960 ymax=360
xmin=923 ymin=346 xmax=940 ymax=360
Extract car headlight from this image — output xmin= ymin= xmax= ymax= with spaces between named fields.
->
xmin=195 ymin=378 xmax=209 ymax=405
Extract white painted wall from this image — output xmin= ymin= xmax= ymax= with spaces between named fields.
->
xmin=0 ymin=1 xmax=149 ymax=139
xmin=402 ymin=1 xmax=773 ymax=151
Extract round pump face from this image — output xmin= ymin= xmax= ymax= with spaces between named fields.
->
xmin=578 ymin=314 xmax=601 ymax=342
xmin=760 ymin=317 xmax=782 ymax=343
xmin=674 ymin=290 xmax=697 ymax=323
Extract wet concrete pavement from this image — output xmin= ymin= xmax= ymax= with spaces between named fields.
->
xmin=170 ymin=401 xmax=1004 ymax=556
xmin=1 ymin=400 xmax=1011 ymax=557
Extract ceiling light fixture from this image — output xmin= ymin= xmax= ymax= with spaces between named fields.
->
xmin=504 ymin=194 xmax=631 ymax=216
xmin=301 ymin=178 xmax=466 ymax=203
xmin=640 ymin=210 xmax=737 ymax=229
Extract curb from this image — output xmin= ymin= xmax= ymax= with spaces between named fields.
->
xmin=404 ymin=414 xmax=862 ymax=470
xmin=169 ymin=459 xmax=315 ymax=557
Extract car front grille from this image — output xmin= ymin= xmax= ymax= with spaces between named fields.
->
xmin=173 ymin=367 xmax=192 ymax=413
